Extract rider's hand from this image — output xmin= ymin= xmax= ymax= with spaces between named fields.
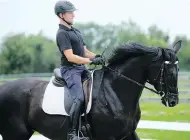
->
xmin=90 ymin=57 xmax=105 ymax=65
xmin=95 ymin=54 xmax=102 ymax=58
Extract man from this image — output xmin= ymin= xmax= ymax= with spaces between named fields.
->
xmin=54 ymin=1 xmax=104 ymax=140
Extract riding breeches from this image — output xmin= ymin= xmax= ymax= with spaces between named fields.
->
xmin=60 ymin=65 xmax=89 ymax=102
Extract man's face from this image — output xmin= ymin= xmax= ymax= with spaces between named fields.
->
xmin=61 ymin=11 xmax=75 ymax=24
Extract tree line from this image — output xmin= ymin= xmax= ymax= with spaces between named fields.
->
xmin=0 ymin=20 xmax=189 ymax=74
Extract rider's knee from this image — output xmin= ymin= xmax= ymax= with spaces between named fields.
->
xmin=77 ymin=95 xmax=85 ymax=103
xmin=74 ymin=94 xmax=85 ymax=103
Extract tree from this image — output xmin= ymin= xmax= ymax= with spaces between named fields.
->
xmin=0 ymin=33 xmax=32 ymax=74
xmin=0 ymin=20 xmax=189 ymax=74
xmin=148 ymin=24 xmax=170 ymax=43
xmin=0 ymin=32 xmax=60 ymax=74
xmin=173 ymin=36 xmax=190 ymax=70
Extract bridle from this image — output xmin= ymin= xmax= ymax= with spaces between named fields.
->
xmin=150 ymin=60 xmax=179 ymax=106
xmin=98 ymin=45 xmax=178 ymax=99
xmin=100 ymin=57 xmax=178 ymax=102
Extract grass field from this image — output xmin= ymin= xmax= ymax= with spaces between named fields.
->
xmin=136 ymin=102 xmax=190 ymax=140
xmin=136 ymin=128 xmax=190 ymax=140
xmin=139 ymin=102 xmax=190 ymax=122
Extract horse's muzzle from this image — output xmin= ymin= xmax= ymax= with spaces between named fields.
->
xmin=161 ymin=93 xmax=179 ymax=107
xmin=168 ymin=97 xmax=178 ymax=107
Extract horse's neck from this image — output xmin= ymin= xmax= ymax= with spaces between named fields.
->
xmin=105 ymin=57 xmax=148 ymax=113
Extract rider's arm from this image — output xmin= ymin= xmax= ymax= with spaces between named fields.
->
xmin=84 ymin=46 xmax=96 ymax=59
xmin=57 ymin=31 xmax=91 ymax=64
xmin=64 ymin=49 xmax=91 ymax=64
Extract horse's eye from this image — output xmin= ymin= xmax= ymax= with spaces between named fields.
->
xmin=169 ymin=73 xmax=173 ymax=77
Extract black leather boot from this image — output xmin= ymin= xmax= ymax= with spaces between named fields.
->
xmin=67 ymin=99 xmax=90 ymax=140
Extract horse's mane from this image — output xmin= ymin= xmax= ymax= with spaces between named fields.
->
xmin=107 ymin=42 xmax=176 ymax=65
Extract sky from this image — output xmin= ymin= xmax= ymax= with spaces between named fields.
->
xmin=0 ymin=0 xmax=190 ymax=42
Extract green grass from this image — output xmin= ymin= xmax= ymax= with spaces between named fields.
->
xmin=136 ymin=128 xmax=190 ymax=140
xmin=34 ymin=131 xmax=39 ymax=135
xmin=140 ymin=102 xmax=190 ymax=122
xmin=178 ymin=80 xmax=190 ymax=84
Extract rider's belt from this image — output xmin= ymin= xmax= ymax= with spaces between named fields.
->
xmin=61 ymin=61 xmax=84 ymax=67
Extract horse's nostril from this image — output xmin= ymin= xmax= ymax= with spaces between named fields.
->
xmin=170 ymin=101 xmax=176 ymax=106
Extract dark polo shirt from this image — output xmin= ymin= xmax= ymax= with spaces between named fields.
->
xmin=56 ymin=24 xmax=86 ymax=66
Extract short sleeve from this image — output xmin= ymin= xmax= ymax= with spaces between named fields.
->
xmin=82 ymin=39 xmax=86 ymax=46
xmin=57 ymin=31 xmax=72 ymax=51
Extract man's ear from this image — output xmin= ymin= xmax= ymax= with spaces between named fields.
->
xmin=59 ymin=13 xmax=63 ymax=18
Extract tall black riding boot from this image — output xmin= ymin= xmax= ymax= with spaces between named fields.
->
xmin=67 ymin=99 xmax=90 ymax=140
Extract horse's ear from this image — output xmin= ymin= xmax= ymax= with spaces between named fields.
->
xmin=173 ymin=40 xmax=182 ymax=54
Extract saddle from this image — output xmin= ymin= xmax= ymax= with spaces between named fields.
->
xmin=52 ymin=68 xmax=67 ymax=87
xmin=42 ymin=67 xmax=104 ymax=117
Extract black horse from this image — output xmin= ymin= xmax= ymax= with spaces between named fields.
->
xmin=0 ymin=41 xmax=182 ymax=140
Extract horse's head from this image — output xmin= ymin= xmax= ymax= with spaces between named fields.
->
xmin=147 ymin=40 xmax=182 ymax=107
xmin=107 ymin=41 xmax=182 ymax=107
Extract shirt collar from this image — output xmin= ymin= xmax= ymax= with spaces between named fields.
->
xmin=59 ymin=24 xmax=72 ymax=31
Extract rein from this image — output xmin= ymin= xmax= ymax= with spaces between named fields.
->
xmin=99 ymin=46 xmax=168 ymax=97
xmin=100 ymin=58 xmax=179 ymax=107
xmin=99 ymin=46 xmax=160 ymax=95
xmin=102 ymin=64 xmax=160 ymax=95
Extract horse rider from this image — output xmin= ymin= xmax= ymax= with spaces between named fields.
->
xmin=54 ymin=1 xmax=105 ymax=140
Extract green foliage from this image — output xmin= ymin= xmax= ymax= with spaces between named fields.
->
xmin=0 ymin=20 xmax=189 ymax=74
xmin=0 ymin=33 xmax=32 ymax=74
xmin=0 ymin=32 xmax=60 ymax=74
xmin=174 ymin=35 xmax=190 ymax=70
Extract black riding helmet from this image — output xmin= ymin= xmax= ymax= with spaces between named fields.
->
xmin=54 ymin=0 xmax=77 ymax=16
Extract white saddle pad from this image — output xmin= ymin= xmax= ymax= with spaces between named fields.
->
xmin=42 ymin=71 xmax=94 ymax=116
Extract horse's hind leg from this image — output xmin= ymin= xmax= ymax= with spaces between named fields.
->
xmin=1 ymin=116 xmax=34 ymax=140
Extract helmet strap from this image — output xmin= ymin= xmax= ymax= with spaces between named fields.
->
xmin=61 ymin=17 xmax=73 ymax=25
xmin=58 ymin=13 xmax=73 ymax=26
